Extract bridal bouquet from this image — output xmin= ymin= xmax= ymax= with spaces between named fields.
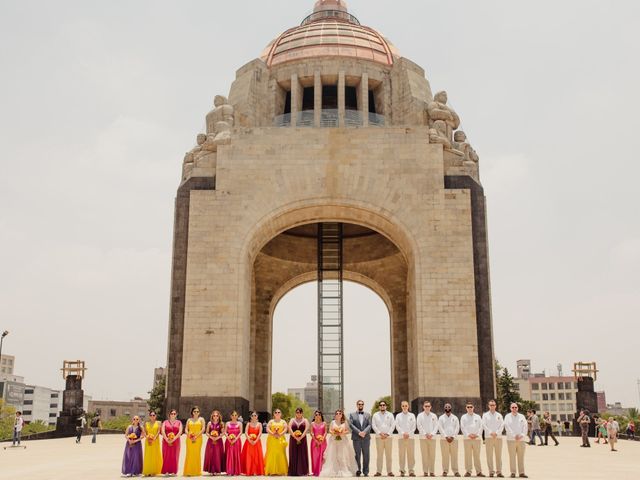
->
xmin=331 ymin=427 xmax=343 ymax=441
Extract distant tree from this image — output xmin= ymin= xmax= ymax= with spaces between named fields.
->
xmin=520 ymin=400 xmax=539 ymax=413
xmin=370 ymin=395 xmax=393 ymax=415
xmin=148 ymin=376 xmax=166 ymax=419
xmin=496 ymin=367 xmax=521 ymax=413
xmin=22 ymin=419 xmax=53 ymax=436
xmin=271 ymin=392 xmax=312 ymax=420
xmin=0 ymin=400 xmax=17 ymax=441
xmin=102 ymin=415 xmax=133 ymax=432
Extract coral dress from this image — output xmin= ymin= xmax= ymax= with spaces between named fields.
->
xmin=142 ymin=420 xmax=163 ymax=476
xmin=242 ymin=423 xmax=265 ymax=476
xmin=265 ymin=419 xmax=289 ymax=475
xmin=161 ymin=419 xmax=182 ymax=475
xmin=121 ymin=425 xmax=143 ymax=476
xmin=183 ymin=418 xmax=205 ymax=477
xmin=311 ymin=422 xmax=327 ymax=476
xmin=225 ymin=421 xmax=243 ymax=475
xmin=288 ymin=418 xmax=310 ymax=476
xmin=204 ymin=421 xmax=226 ymax=474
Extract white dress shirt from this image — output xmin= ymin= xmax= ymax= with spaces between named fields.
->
xmin=460 ymin=413 xmax=483 ymax=439
xmin=482 ymin=411 xmax=504 ymax=436
xmin=372 ymin=411 xmax=396 ymax=435
xmin=504 ymin=413 xmax=528 ymax=441
xmin=438 ymin=413 xmax=460 ymax=438
xmin=395 ymin=411 xmax=417 ymax=436
xmin=417 ymin=411 xmax=439 ymax=437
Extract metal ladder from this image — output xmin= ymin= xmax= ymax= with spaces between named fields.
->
xmin=317 ymin=223 xmax=344 ymax=413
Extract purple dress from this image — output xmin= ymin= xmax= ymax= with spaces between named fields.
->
xmin=204 ymin=421 xmax=226 ymax=474
xmin=122 ymin=425 xmax=143 ymax=476
xmin=288 ymin=419 xmax=310 ymax=476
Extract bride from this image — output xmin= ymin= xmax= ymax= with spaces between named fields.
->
xmin=320 ymin=409 xmax=358 ymax=477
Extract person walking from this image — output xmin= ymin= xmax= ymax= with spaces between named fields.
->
xmin=12 ymin=411 xmax=24 ymax=447
xmin=395 ymin=401 xmax=417 ymax=477
xmin=372 ymin=400 xmax=396 ymax=476
xmin=557 ymin=420 xmax=564 ymax=437
xmin=460 ymin=403 xmax=484 ymax=478
xmin=578 ymin=410 xmax=591 ymax=448
xmin=482 ymin=400 xmax=504 ymax=478
xmin=625 ymin=420 xmax=635 ymax=439
xmin=504 ymin=403 xmax=528 ymax=479
xmin=349 ymin=400 xmax=372 ymax=477
xmin=90 ymin=413 xmax=102 ymax=444
xmin=542 ymin=412 xmax=559 ymax=446
xmin=607 ymin=418 xmax=620 ymax=452
xmin=438 ymin=403 xmax=460 ymax=477
xmin=417 ymin=401 xmax=439 ymax=477
xmin=76 ymin=413 xmax=87 ymax=444
xmin=526 ymin=411 xmax=543 ymax=446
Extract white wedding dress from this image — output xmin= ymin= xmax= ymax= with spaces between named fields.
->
xmin=320 ymin=421 xmax=358 ymax=477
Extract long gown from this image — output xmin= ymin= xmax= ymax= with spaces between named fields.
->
xmin=311 ymin=422 xmax=327 ymax=476
xmin=122 ymin=425 xmax=143 ymax=476
xmin=183 ymin=418 xmax=204 ymax=477
xmin=288 ymin=418 xmax=310 ymax=476
xmin=203 ymin=421 xmax=226 ymax=474
xmin=241 ymin=422 xmax=265 ymax=476
xmin=264 ymin=419 xmax=289 ymax=475
xmin=142 ymin=420 xmax=163 ymax=476
xmin=225 ymin=421 xmax=243 ymax=476
xmin=161 ymin=419 xmax=182 ymax=475
xmin=320 ymin=421 xmax=358 ymax=478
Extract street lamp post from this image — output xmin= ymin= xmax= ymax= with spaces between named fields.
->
xmin=0 ymin=331 xmax=9 ymax=368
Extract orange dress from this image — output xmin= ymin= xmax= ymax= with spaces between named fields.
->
xmin=241 ymin=423 xmax=265 ymax=476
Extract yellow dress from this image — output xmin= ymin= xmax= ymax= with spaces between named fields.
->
xmin=183 ymin=418 xmax=204 ymax=476
xmin=264 ymin=419 xmax=289 ymax=475
xmin=142 ymin=420 xmax=163 ymax=476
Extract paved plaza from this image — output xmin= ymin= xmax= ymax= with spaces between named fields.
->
xmin=1 ymin=435 xmax=637 ymax=480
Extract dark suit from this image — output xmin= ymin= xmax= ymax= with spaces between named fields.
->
xmin=349 ymin=410 xmax=372 ymax=475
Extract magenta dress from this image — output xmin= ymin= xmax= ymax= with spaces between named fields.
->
xmin=311 ymin=422 xmax=327 ymax=476
xmin=225 ymin=422 xmax=243 ymax=475
xmin=204 ymin=421 xmax=226 ymax=474
xmin=161 ymin=420 xmax=182 ymax=475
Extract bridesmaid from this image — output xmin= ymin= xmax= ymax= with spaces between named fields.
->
xmin=241 ymin=411 xmax=265 ymax=475
xmin=161 ymin=409 xmax=183 ymax=476
xmin=225 ymin=410 xmax=243 ymax=476
xmin=264 ymin=408 xmax=289 ymax=475
xmin=288 ymin=407 xmax=310 ymax=476
xmin=142 ymin=411 xmax=163 ymax=476
xmin=310 ymin=411 xmax=327 ymax=476
xmin=122 ymin=416 xmax=144 ymax=477
xmin=204 ymin=410 xmax=226 ymax=475
xmin=183 ymin=406 xmax=206 ymax=477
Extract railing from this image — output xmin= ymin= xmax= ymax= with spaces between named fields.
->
xmin=345 ymin=110 xmax=362 ymax=127
xmin=321 ymin=109 xmax=339 ymax=128
xmin=368 ymin=112 xmax=386 ymax=127
xmin=274 ymin=110 xmax=386 ymax=128
xmin=297 ymin=110 xmax=314 ymax=127
xmin=301 ymin=10 xmax=360 ymax=26
xmin=274 ymin=113 xmax=291 ymax=127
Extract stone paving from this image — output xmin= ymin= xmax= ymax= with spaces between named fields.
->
xmin=0 ymin=435 xmax=637 ymax=480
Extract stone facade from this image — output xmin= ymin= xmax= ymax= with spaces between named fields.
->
xmin=166 ymin=1 xmax=494 ymax=418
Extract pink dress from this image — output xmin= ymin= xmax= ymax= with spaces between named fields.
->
xmin=225 ymin=422 xmax=243 ymax=475
xmin=161 ymin=420 xmax=182 ymax=475
xmin=311 ymin=422 xmax=327 ymax=476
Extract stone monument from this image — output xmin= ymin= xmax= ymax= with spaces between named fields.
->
xmin=55 ymin=360 xmax=86 ymax=437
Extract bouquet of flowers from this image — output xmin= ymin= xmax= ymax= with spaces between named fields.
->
xmin=293 ymin=430 xmax=303 ymax=438
xmin=167 ymin=433 xmax=176 ymax=441
xmin=128 ymin=432 xmax=138 ymax=446
xmin=189 ymin=433 xmax=197 ymax=443
xmin=211 ymin=430 xmax=219 ymax=438
xmin=249 ymin=433 xmax=257 ymax=440
xmin=147 ymin=434 xmax=155 ymax=445
xmin=331 ymin=427 xmax=343 ymax=441
xmin=228 ymin=434 xmax=236 ymax=442
xmin=314 ymin=434 xmax=325 ymax=448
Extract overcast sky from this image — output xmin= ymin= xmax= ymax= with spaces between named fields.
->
xmin=1 ymin=0 xmax=639 ymax=410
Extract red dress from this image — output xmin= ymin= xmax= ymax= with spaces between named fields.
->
xmin=161 ymin=420 xmax=182 ymax=475
xmin=241 ymin=423 xmax=265 ymax=476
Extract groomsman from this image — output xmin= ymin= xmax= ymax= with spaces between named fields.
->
xmin=395 ymin=401 xmax=417 ymax=477
xmin=460 ymin=403 xmax=485 ymax=477
xmin=372 ymin=400 xmax=396 ymax=476
xmin=417 ymin=401 xmax=439 ymax=477
xmin=438 ymin=403 xmax=461 ymax=477
xmin=482 ymin=400 xmax=505 ymax=478
xmin=504 ymin=403 xmax=528 ymax=478
xmin=349 ymin=400 xmax=373 ymax=477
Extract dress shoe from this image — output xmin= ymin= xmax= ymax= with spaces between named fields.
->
xmin=477 ymin=474 xmax=485 ymax=478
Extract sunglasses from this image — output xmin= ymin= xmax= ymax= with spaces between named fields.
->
xmin=149 ymin=413 xmax=157 ymax=416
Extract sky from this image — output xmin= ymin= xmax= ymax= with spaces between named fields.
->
xmin=1 ymin=0 xmax=639 ymax=409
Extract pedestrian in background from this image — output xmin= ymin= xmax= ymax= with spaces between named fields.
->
xmin=90 ymin=413 xmax=102 ymax=444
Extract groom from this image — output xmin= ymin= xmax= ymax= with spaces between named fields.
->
xmin=349 ymin=400 xmax=372 ymax=477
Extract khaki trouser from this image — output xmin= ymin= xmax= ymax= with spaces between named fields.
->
xmin=398 ymin=437 xmax=416 ymax=474
xmin=485 ymin=436 xmax=503 ymax=474
xmin=419 ymin=438 xmax=437 ymax=475
xmin=376 ymin=436 xmax=394 ymax=474
xmin=440 ymin=438 xmax=459 ymax=474
xmin=463 ymin=438 xmax=482 ymax=474
xmin=506 ymin=440 xmax=526 ymax=476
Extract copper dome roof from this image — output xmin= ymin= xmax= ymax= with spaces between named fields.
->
xmin=261 ymin=2 xmax=397 ymax=68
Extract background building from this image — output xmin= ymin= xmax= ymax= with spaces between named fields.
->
xmin=287 ymin=375 xmax=319 ymax=409
xmin=1 ymin=354 xmax=15 ymax=375
xmin=153 ymin=367 xmax=166 ymax=388
xmin=22 ymin=385 xmax=63 ymax=426
xmin=88 ymin=397 xmax=149 ymax=421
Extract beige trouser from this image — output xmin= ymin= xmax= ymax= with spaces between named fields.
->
xmin=485 ymin=436 xmax=503 ymax=474
xmin=463 ymin=438 xmax=482 ymax=474
xmin=419 ymin=438 xmax=437 ymax=475
xmin=398 ymin=437 xmax=416 ymax=474
xmin=440 ymin=438 xmax=459 ymax=474
xmin=506 ymin=440 xmax=526 ymax=475
xmin=376 ymin=436 xmax=394 ymax=474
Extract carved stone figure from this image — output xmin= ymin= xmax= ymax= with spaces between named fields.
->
xmin=453 ymin=131 xmax=479 ymax=163
xmin=429 ymin=120 xmax=452 ymax=149
xmin=427 ymin=91 xmax=460 ymax=140
xmin=206 ymin=96 xmax=235 ymax=134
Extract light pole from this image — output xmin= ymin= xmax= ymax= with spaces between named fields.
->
xmin=0 ymin=331 xmax=9 ymax=367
